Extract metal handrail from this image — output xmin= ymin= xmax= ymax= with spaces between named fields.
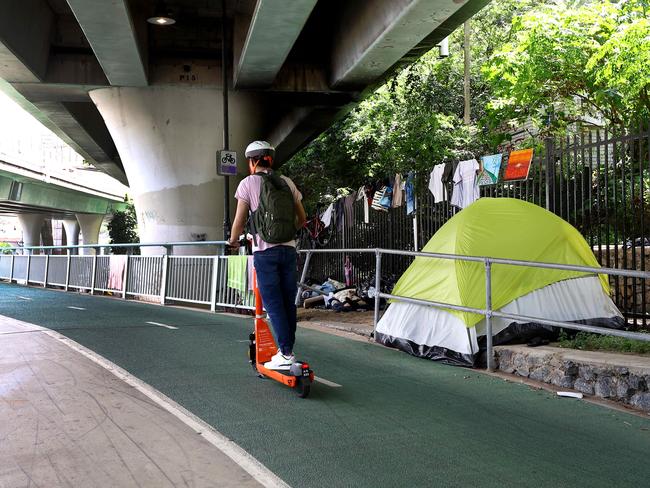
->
xmin=4 ymin=240 xmax=228 ymax=252
xmin=0 ymin=241 xmax=248 ymax=312
xmin=296 ymin=248 xmax=650 ymax=371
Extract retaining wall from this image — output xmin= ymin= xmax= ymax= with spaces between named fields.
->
xmin=495 ymin=345 xmax=650 ymax=412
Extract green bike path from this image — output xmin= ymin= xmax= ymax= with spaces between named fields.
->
xmin=2 ymin=282 xmax=649 ymax=488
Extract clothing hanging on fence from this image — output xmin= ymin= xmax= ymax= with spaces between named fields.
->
xmin=392 ymin=174 xmax=404 ymax=207
xmin=320 ymin=203 xmax=334 ymax=228
xmin=344 ymin=255 xmax=353 ymax=287
xmin=428 ymin=164 xmax=447 ymax=202
xmin=442 ymin=161 xmax=456 ymax=185
xmin=227 ymin=255 xmax=248 ymax=293
xmin=107 ymin=255 xmax=127 ymax=290
xmin=335 ymin=198 xmax=346 ymax=230
xmin=405 ymin=172 xmax=416 ymax=215
xmin=247 ymin=256 xmax=255 ymax=291
xmin=357 ymin=186 xmax=370 ymax=223
xmin=379 ymin=184 xmax=393 ymax=209
xmin=343 ymin=192 xmax=356 ymax=227
xmin=477 ymin=154 xmax=503 ymax=186
xmin=371 ymin=186 xmax=389 ymax=212
xmin=451 ymin=159 xmax=480 ymax=209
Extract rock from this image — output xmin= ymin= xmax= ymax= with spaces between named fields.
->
xmin=613 ymin=367 xmax=629 ymax=376
xmin=628 ymin=374 xmax=646 ymax=391
xmin=550 ymin=371 xmax=575 ymax=388
xmin=497 ymin=350 xmax=515 ymax=373
xmin=594 ymin=376 xmax=614 ymax=398
xmin=513 ymin=354 xmax=530 ymax=377
xmin=579 ymin=365 xmax=597 ymax=381
xmin=574 ymin=378 xmax=594 ymax=395
xmin=529 ymin=366 xmax=551 ymax=383
xmin=615 ymin=378 xmax=632 ymax=400
xmin=563 ymin=361 xmax=579 ymax=376
xmin=630 ymin=393 xmax=650 ymax=412
xmin=496 ymin=350 xmax=514 ymax=373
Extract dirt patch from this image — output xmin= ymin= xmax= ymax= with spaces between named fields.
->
xmin=297 ymin=308 xmax=374 ymax=326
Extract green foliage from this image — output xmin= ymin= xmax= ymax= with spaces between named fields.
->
xmin=484 ymin=0 xmax=650 ymax=132
xmin=285 ymin=0 xmax=650 ymax=209
xmin=557 ymin=330 xmax=650 ymax=355
xmin=0 ymin=242 xmax=12 ymax=254
xmin=107 ymin=199 xmax=139 ymax=254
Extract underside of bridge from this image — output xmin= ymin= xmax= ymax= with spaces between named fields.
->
xmin=0 ymin=0 xmax=488 ymax=250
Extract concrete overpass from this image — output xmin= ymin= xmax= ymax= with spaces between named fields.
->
xmin=0 ymin=0 xmax=489 ymax=248
xmin=0 ymin=159 xmax=126 ymax=252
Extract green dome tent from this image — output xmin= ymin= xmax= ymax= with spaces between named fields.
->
xmin=376 ymin=198 xmax=623 ymax=366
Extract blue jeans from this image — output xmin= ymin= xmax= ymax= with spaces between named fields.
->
xmin=254 ymin=246 xmax=297 ymax=355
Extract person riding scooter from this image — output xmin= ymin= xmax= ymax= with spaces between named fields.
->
xmin=228 ymin=141 xmax=307 ymax=370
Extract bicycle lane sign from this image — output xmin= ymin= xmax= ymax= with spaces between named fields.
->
xmin=217 ymin=150 xmax=238 ymax=176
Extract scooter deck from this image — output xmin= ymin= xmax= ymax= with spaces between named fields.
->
xmin=256 ymin=364 xmax=298 ymax=386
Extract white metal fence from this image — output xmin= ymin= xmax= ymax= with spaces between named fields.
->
xmin=0 ymin=241 xmax=256 ymax=312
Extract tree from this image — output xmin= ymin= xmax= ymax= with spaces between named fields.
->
xmin=284 ymin=0 xmax=650 ymax=209
xmin=483 ymin=0 xmax=650 ymax=132
xmin=107 ymin=199 xmax=139 ymax=254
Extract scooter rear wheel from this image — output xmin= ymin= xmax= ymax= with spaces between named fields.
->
xmin=296 ymin=377 xmax=311 ymax=398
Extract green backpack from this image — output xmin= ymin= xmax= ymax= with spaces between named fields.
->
xmin=251 ymin=172 xmax=296 ymax=243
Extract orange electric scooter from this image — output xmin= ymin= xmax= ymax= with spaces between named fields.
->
xmin=248 ymin=271 xmax=314 ymax=398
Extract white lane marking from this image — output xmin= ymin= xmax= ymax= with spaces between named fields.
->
xmin=146 ymin=321 xmax=178 ymax=330
xmin=67 ymin=306 xmax=86 ymax=310
xmin=16 ymin=296 xmax=32 ymax=301
xmin=314 ymin=376 xmax=342 ymax=388
xmin=37 ymin=328 xmax=290 ymax=488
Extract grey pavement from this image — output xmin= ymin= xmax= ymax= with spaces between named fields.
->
xmin=0 ymin=316 xmax=271 ymax=488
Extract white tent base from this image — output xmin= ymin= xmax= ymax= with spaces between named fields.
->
xmin=376 ymin=276 xmax=624 ymax=367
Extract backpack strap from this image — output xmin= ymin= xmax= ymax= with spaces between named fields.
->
xmin=247 ymin=172 xmax=270 ymax=247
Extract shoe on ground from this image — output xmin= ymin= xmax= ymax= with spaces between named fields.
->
xmin=264 ymin=349 xmax=296 ymax=370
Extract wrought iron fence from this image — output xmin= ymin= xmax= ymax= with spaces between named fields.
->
xmin=298 ymin=128 xmax=650 ymax=327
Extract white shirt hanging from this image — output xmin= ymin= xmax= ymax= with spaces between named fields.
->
xmin=428 ymin=164 xmax=447 ymax=202
xmin=320 ymin=203 xmax=334 ymax=228
xmin=451 ymin=159 xmax=480 ymax=209
xmin=357 ymin=186 xmax=370 ymax=223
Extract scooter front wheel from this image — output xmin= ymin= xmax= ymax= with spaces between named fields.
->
xmin=296 ymin=377 xmax=311 ymax=398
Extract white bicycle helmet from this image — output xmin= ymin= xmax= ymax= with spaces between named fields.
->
xmin=245 ymin=140 xmax=275 ymax=159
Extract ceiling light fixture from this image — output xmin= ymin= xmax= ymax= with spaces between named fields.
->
xmin=147 ymin=15 xmax=175 ymax=25
xmin=147 ymin=2 xmax=176 ymax=25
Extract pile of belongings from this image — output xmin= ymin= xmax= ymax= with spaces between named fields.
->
xmin=301 ymin=278 xmax=371 ymax=312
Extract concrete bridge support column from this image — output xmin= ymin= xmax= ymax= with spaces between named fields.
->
xmin=62 ymin=219 xmax=80 ymax=254
xmin=76 ymin=214 xmax=104 ymax=255
xmin=89 ymin=86 xmax=266 ymax=255
xmin=17 ymin=214 xmax=44 ymax=254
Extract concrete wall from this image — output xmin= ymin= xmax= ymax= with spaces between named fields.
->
xmin=90 ymin=86 xmax=268 ymax=254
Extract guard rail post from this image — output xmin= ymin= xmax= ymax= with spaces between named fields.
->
xmin=26 ymin=253 xmax=31 ymax=284
xmin=485 ymin=259 xmax=494 ymax=371
xmin=44 ymin=254 xmax=50 ymax=287
xmin=122 ymin=253 xmax=130 ymax=299
xmin=160 ymin=253 xmax=170 ymax=305
xmin=64 ymin=249 xmax=71 ymax=291
xmin=295 ymin=251 xmax=312 ymax=306
xmin=209 ymin=255 xmax=219 ymax=312
xmin=9 ymin=254 xmax=14 ymax=283
xmin=90 ymin=250 xmax=98 ymax=294
xmin=373 ymin=249 xmax=382 ymax=337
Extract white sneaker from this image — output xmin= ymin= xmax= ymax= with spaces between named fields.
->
xmin=264 ymin=349 xmax=296 ymax=370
